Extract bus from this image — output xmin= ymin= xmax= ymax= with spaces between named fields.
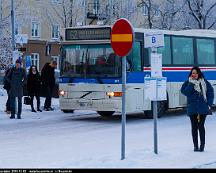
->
xmin=58 ymin=25 xmax=216 ymax=117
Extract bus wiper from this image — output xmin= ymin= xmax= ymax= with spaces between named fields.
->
xmin=80 ymin=91 xmax=93 ymax=99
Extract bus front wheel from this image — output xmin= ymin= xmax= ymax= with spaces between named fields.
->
xmin=97 ymin=111 xmax=115 ymax=117
xmin=62 ymin=110 xmax=74 ymax=113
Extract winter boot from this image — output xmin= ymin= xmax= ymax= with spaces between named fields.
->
xmin=10 ymin=115 xmax=15 ymax=119
xmin=194 ymin=146 xmax=199 ymax=152
xmin=37 ymin=108 xmax=42 ymax=112
xmin=31 ymin=109 xmax=37 ymax=113
xmin=200 ymin=144 xmax=205 ymax=152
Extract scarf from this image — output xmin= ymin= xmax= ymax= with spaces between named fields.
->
xmin=189 ymin=78 xmax=207 ymax=101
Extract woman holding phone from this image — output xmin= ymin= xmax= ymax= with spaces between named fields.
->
xmin=181 ymin=66 xmax=214 ymax=152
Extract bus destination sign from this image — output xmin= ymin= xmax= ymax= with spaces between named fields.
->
xmin=65 ymin=27 xmax=111 ymax=41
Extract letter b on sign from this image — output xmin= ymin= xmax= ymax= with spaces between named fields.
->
xmin=152 ymin=37 xmax=156 ymax=44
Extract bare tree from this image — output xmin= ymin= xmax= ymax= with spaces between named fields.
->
xmin=137 ymin=0 xmax=156 ymax=29
xmin=186 ymin=0 xmax=216 ymax=29
xmin=47 ymin=0 xmax=85 ymax=28
xmin=96 ymin=0 xmax=137 ymax=26
xmin=158 ymin=0 xmax=187 ymax=30
xmin=0 ymin=0 xmax=13 ymax=70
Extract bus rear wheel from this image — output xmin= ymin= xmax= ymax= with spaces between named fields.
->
xmin=97 ymin=111 xmax=115 ymax=117
xmin=62 ymin=110 xmax=74 ymax=113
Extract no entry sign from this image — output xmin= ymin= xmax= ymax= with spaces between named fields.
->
xmin=111 ymin=18 xmax=134 ymax=57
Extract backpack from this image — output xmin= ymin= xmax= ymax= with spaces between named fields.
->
xmin=3 ymin=68 xmax=13 ymax=90
xmin=3 ymin=79 xmax=10 ymax=90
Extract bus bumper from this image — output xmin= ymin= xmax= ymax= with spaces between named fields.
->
xmin=59 ymin=98 xmax=122 ymax=112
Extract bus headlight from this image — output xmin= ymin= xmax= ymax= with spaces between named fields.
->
xmin=106 ymin=92 xmax=122 ymax=97
xmin=59 ymin=90 xmax=66 ymax=97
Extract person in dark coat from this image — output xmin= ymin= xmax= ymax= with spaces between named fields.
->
xmin=41 ymin=60 xmax=57 ymax=111
xmin=3 ymin=67 xmax=12 ymax=113
xmin=6 ymin=59 xmax=27 ymax=119
xmin=181 ymin=66 xmax=214 ymax=152
xmin=27 ymin=65 xmax=42 ymax=112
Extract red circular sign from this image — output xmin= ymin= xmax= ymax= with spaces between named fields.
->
xmin=111 ymin=18 xmax=134 ymax=57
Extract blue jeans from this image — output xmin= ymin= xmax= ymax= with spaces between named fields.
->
xmin=10 ymin=97 xmax=22 ymax=118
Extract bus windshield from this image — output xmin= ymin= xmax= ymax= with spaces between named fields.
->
xmin=61 ymin=44 xmax=121 ymax=78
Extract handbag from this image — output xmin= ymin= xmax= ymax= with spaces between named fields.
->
xmin=24 ymin=96 xmax=31 ymax=105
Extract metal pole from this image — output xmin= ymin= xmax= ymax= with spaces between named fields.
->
xmin=84 ymin=0 xmax=87 ymax=25
xmin=121 ymin=56 xmax=126 ymax=160
xmin=0 ymin=0 xmax=2 ymax=21
xmin=11 ymin=0 xmax=15 ymax=51
xmin=153 ymin=89 xmax=158 ymax=154
xmin=152 ymin=47 xmax=158 ymax=154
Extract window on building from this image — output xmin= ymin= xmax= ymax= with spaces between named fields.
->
xmin=32 ymin=22 xmax=40 ymax=37
xmin=31 ymin=53 xmax=40 ymax=70
xmin=52 ymin=56 xmax=60 ymax=70
xmin=52 ymin=24 xmax=60 ymax=39
xmin=153 ymin=5 xmax=160 ymax=17
xmin=172 ymin=37 xmax=194 ymax=65
xmin=51 ymin=0 xmax=62 ymax=4
xmin=15 ymin=23 xmax=21 ymax=35
xmin=142 ymin=5 xmax=148 ymax=16
xmin=197 ymin=39 xmax=216 ymax=65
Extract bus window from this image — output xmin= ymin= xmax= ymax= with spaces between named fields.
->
xmin=62 ymin=44 xmax=121 ymax=78
xmin=197 ymin=39 xmax=215 ymax=65
xmin=172 ymin=37 xmax=194 ymax=65
xmin=158 ymin=36 xmax=171 ymax=65
xmin=127 ymin=41 xmax=141 ymax=71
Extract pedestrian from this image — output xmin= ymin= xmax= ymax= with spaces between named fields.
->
xmin=27 ymin=65 xmax=42 ymax=112
xmin=3 ymin=67 xmax=12 ymax=114
xmin=41 ymin=60 xmax=57 ymax=111
xmin=181 ymin=66 xmax=214 ymax=152
xmin=6 ymin=59 xmax=27 ymax=119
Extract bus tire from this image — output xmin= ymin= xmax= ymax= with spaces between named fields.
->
xmin=144 ymin=101 xmax=167 ymax=119
xmin=62 ymin=110 xmax=74 ymax=113
xmin=97 ymin=111 xmax=115 ymax=117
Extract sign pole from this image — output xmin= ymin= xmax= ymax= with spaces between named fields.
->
xmin=121 ymin=56 xmax=126 ymax=160
xmin=152 ymin=47 xmax=158 ymax=154
xmin=153 ymin=85 xmax=158 ymax=154
xmin=111 ymin=18 xmax=133 ymax=160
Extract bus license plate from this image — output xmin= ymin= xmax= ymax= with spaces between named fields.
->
xmin=80 ymin=103 xmax=87 ymax=107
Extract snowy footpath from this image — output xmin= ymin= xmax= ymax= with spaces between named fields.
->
xmin=0 ymin=87 xmax=216 ymax=168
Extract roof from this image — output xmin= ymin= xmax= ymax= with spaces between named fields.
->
xmin=134 ymin=28 xmax=216 ymax=38
xmin=65 ymin=25 xmax=216 ymax=38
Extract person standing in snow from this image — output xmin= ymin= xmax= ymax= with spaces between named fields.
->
xmin=181 ymin=66 xmax=214 ymax=152
xmin=41 ymin=60 xmax=57 ymax=111
xmin=6 ymin=59 xmax=27 ymax=119
xmin=27 ymin=65 xmax=42 ymax=112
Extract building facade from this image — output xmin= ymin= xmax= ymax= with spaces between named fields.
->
xmin=1 ymin=0 xmax=164 ymax=71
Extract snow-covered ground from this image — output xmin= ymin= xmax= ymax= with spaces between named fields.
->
xmin=0 ymin=86 xmax=216 ymax=168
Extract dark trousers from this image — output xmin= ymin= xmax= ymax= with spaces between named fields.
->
xmin=190 ymin=114 xmax=207 ymax=148
xmin=10 ymin=97 xmax=22 ymax=118
xmin=6 ymin=90 xmax=11 ymax=111
xmin=30 ymin=94 xmax=40 ymax=110
xmin=44 ymin=86 xmax=53 ymax=109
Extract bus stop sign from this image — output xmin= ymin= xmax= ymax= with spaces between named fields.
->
xmin=111 ymin=18 xmax=134 ymax=57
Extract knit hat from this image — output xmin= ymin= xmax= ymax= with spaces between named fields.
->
xmin=15 ymin=59 xmax=22 ymax=64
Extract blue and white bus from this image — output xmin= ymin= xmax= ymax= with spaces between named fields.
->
xmin=58 ymin=26 xmax=216 ymax=117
